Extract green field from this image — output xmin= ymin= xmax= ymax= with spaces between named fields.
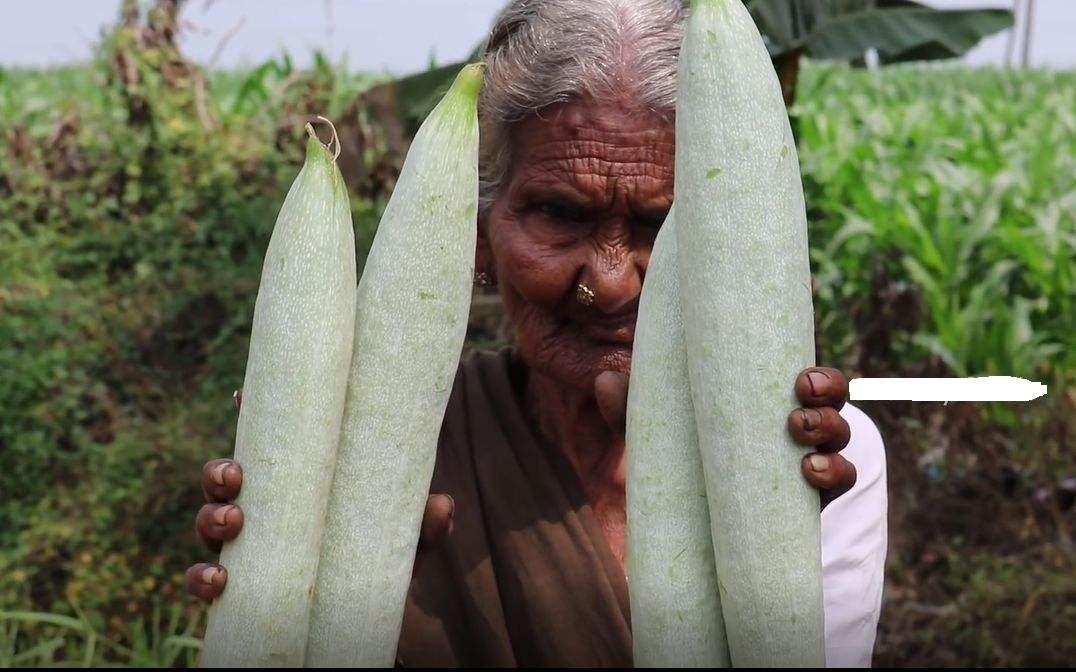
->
xmin=1 ymin=38 xmax=1073 ymax=667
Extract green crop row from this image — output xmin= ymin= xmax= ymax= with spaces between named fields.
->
xmin=796 ymin=66 xmax=1074 ymax=385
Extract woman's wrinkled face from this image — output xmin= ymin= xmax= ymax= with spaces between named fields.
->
xmin=481 ymin=101 xmax=674 ymax=391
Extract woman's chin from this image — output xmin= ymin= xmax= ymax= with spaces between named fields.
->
xmin=574 ymin=337 xmax=633 ymax=380
xmin=592 ymin=343 xmax=632 ymax=374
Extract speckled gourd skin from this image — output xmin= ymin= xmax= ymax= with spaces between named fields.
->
xmin=626 ymin=213 xmax=731 ymax=668
xmin=674 ymin=0 xmax=825 ymax=667
xmin=305 ymin=65 xmax=482 ymax=668
xmin=199 ymin=137 xmax=357 ymax=668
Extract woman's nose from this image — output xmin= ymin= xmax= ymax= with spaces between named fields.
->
xmin=584 ymin=235 xmax=647 ymax=315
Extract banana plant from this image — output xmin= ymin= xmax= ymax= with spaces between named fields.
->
xmin=376 ymin=0 xmax=1012 ymax=131
xmin=751 ymin=0 xmax=1013 ymax=104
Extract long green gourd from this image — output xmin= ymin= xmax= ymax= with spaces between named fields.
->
xmin=305 ymin=64 xmax=483 ymax=667
xmin=626 ymin=211 xmax=731 ymax=668
xmin=200 ymin=124 xmax=357 ymax=667
xmin=675 ymin=0 xmax=825 ymax=667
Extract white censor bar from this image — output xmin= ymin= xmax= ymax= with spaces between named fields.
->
xmin=849 ymin=376 xmax=1047 ymax=402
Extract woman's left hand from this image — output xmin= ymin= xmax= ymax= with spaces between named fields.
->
xmin=787 ymin=366 xmax=855 ymax=510
xmin=596 ymin=365 xmax=855 ymax=511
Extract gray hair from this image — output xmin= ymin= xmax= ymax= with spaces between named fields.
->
xmin=477 ymin=0 xmax=688 ymax=211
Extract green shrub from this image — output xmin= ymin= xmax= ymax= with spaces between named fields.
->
xmin=0 ymin=26 xmax=376 ymax=643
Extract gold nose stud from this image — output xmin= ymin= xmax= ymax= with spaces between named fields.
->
xmin=575 ymin=282 xmax=596 ymax=306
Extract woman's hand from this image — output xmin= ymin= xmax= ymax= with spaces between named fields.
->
xmin=185 ymin=393 xmax=456 ymax=603
xmin=594 ymin=365 xmax=856 ymax=511
xmin=185 ymin=458 xmax=243 ymax=601
xmin=788 ymin=366 xmax=855 ymax=510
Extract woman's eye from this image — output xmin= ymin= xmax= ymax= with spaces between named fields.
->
xmin=637 ymin=211 xmax=668 ymax=230
xmin=534 ymin=201 xmax=584 ymax=223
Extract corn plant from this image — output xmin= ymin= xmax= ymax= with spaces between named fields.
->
xmin=798 ymin=65 xmax=1075 ymax=385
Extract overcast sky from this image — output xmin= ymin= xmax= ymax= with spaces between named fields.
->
xmin=0 ymin=0 xmax=1072 ymax=74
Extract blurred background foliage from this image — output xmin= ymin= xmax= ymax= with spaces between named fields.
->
xmin=0 ymin=0 xmax=1072 ymax=667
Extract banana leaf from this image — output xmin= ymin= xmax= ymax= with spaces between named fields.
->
xmin=379 ymin=0 xmax=1012 ymax=132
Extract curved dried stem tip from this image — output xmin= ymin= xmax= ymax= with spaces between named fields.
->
xmin=305 ymin=116 xmax=342 ymax=162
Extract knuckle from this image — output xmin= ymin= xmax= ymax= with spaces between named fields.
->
xmin=829 ymin=458 xmax=853 ymax=491
xmin=819 ymin=408 xmax=840 ymax=433
xmin=197 ymin=505 xmax=225 ymax=539
xmin=843 ymin=461 xmax=858 ymax=489
xmin=828 ymin=417 xmax=852 ymax=451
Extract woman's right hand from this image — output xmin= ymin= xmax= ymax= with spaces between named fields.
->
xmin=185 ymin=403 xmax=456 ymax=604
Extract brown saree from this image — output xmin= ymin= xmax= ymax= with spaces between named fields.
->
xmin=396 ymin=347 xmax=633 ymax=667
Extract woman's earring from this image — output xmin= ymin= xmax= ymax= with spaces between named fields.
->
xmin=575 ymin=281 xmax=596 ymax=306
xmin=474 ymin=271 xmax=494 ymax=288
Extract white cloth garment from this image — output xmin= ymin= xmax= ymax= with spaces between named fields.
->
xmin=821 ymin=403 xmax=889 ymax=668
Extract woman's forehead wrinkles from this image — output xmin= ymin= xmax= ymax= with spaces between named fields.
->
xmin=517 ymin=102 xmax=673 ymax=153
xmin=514 ymin=156 xmax=672 ymax=210
xmin=515 ymin=136 xmax=672 ymax=196
xmin=504 ymin=101 xmax=675 ymax=206
xmin=527 ymin=136 xmax=674 ymax=169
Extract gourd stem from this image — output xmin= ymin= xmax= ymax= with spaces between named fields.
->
xmin=305 ymin=116 xmax=342 ymax=162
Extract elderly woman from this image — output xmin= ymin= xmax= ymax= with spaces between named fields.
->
xmin=186 ymin=0 xmax=888 ymax=667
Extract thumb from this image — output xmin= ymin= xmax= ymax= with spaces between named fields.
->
xmin=415 ymin=494 xmax=454 ymax=566
xmin=594 ymin=370 xmax=630 ymax=437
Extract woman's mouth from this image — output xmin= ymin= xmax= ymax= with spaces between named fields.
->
xmin=580 ymin=316 xmax=636 ymax=346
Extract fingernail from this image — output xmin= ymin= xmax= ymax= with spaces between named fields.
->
xmin=801 ymin=408 xmax=821 ymax=430
xmin=212 ymin=505 xmax=234 ymax=526
xmin=809 ymin=454 xmax=828 ymax=472
xmin=446 ymin=495 xmax=456 ymax=518
xmin=211 ymin=463 xmax=227 ymax=486
xmin=201 ymin=566 xmax=219 ymax=585
xmin=806 ymin=371 xmax=829 ymax=396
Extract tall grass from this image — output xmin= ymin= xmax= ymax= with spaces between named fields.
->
xmin=0 ymin=601 xmax=201 ymax=667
